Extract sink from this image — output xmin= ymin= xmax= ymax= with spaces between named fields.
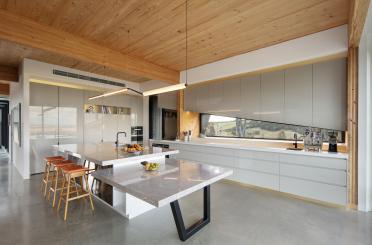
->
xmin=286 ymin=147 xmax=302 ymax=151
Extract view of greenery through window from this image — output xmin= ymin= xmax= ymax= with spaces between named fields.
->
xmin=200 ymin=114 xmax=345 ymax=143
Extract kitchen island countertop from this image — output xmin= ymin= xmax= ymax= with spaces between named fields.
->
xmin=53 ymin=142 xmax=179 ymax=166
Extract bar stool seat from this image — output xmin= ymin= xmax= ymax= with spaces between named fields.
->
xmin=58 ymin=165 xmax=94 ymax=221
xmin=41 ymin=156 xmax=66 ymax=196
xmin=47 ymin=160 xmax=75 ymax=207
xmin=45 ymin=156 xmax=65 ymax=162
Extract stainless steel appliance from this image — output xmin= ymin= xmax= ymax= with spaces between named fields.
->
xmin=328 ymin=131 xmax=338 ymax=152
xmin=131 ymin=126 xmax=143 ymax=145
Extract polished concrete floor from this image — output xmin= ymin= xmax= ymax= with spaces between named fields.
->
xmin=1 ymin=154 xmax=372 ymax=245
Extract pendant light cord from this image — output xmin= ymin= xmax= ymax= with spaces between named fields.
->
xmin=185 ymin=0 xmax=188 ymax=86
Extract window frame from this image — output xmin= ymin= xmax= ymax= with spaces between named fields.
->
xmin=199 ymin=113 xmax=345 ymax=143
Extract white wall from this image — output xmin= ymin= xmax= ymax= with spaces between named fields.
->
xmin=358 ymin=2 xmax=372 ymax=212
xmin=180 ymin=25 xmax=348 ymax=84
xmin=11 ymin=58 xmax=144 ymax=179
xmin=9 ymin=60 xmax=30 ymax=179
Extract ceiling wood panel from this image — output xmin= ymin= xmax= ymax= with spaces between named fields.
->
xmin=0 ymin=64 xmax=18 ymax=82
xmin=349 ymin=0 xmax=371 ymax=47
xmin=0 ymin=40 xmax=148 ymax=83
xmin=0 ymin=0 xmax=350 ymax=74
xmin=0 ymin=10 xmax=179 ymax=83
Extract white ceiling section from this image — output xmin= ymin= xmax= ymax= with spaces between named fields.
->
xmin=180 ymin=25 xmax=348 ymax=85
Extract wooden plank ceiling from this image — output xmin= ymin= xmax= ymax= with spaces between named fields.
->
xmin=0 ymin=0 xmax=349 ymax=83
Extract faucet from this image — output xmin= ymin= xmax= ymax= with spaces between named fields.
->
xmin=115 ymin=131 xmax=127 ymax=147
xmin=293 ymin=133 xmax=298 ymax=149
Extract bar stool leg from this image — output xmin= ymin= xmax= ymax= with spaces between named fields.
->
xmin=44 ymin=163 xmax=51 ymax=197
xmin=51 ymin=169 xmax=60 ymax=207
xmin=73 ymin=177 xmax=79 ymax=197
xmin=64 ymin=175 xmax=71 ymax=221
xmin=41 ymin=160 xmax=48 ymax=192
xmin=85 ymin=174 xmax=95 ymax=211
xmin=47 ymin=168 xmax=56 ymax=201
xmin=58 ymin=176 xmax=66 ymax=211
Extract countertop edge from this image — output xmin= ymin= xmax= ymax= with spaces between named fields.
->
xmin=150 ymin=140 xmax=348 ymax=160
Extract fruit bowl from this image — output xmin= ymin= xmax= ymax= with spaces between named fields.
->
xmin=124 ymin=144 xmax=144 ymax=154
xmin=141 ymin=161 xmax=160 ymax=171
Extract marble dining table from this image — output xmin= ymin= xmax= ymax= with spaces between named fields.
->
xmin=92 ymin=158 xmax=233 ymax=241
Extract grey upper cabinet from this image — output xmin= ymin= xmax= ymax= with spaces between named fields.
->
xmin=184 ymin=85 xmax=197 ymax=112
xmin=261 ymin=71 xmax=285 ymax=123
xmin=207 ymin=80 xmax=224 ymax=114
xmin=240 ymin=75 xmax=261 ymax=120
xmin=196 ymin=84 xmax=209 ymax=112
xmin=284 ymin=65 xmax=313 ymax=126
xmin=222 ymin=78 xmax=241 ymax=117
xmin=130 ymin=95 xmax=143 ymax=126
xmin=183 ymin=58 xmax=347 ymax=131
xmin=313 ymin=59 xmax=347 ymax=130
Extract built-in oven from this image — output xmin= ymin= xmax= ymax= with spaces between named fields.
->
xmin=131 ymin=126 xmax=143 ymax=145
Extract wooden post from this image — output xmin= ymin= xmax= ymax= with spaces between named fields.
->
xmin=347 ymin=47 xmax=358 ymax=209
xmin=177 ymin=91 xmax=200 ymax=140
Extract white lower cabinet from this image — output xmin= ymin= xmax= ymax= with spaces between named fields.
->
xmin=155 ymin=141 xmax=348 ymax=206
xmin=280 ymin=177 xmax=347 ymax=205
xmin=235 ymin=169 xmax=279 ymax=190
xmin=280 ymin=163 xmax=346 ymax=186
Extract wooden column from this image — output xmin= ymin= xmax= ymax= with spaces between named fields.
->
xmin=347 ymin=47 xmax=358 ymax=209
xmin=177 ymin=91 xmax=200 ymax=140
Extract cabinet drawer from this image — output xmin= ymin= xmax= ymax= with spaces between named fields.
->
xmin=280 ymin=163 xmax=346 ymax=186
xmin=279 ymin=154 xmax=347 ymax=170
xmin=235 ymin=169 xmax=279 ymax=191
xmin=280 ymin=176 xmax=347 ymax=205
xmin=237 ymin=158 xmax=279 ymax=175
xmin=237 ymin=150 xmax=279 ymax=162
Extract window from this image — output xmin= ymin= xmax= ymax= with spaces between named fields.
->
xmin=200 ymin=114 xmax=345 ymax=143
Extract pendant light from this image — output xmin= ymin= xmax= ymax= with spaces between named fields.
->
xmin=88 ymin=87 xmax=142 ymax=100
xmin=142 ymin=0 xmax=188 ymax=96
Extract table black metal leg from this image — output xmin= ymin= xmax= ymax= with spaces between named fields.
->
xmin=170 ymin=185 xmax=210 ymax=241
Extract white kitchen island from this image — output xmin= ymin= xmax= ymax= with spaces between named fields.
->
xmin=53 ymin=142 xmax=233 ymax=240
xmin=52 ymin=143 xmax=180 ymax=219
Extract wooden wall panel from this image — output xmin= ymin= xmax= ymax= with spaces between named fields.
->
xmin=177 ymin=91 xmax=199 ymax=140
xmin=347 ymin=47 xmax=358 ymax=209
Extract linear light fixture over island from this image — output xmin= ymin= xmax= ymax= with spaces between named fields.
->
xmin=88 ymin=87 xmax=143 ymax=100
xmin=142 ymin=83 xmax=186 ymax=96
xmin=88 ymin=88 xmax=128 ymax=100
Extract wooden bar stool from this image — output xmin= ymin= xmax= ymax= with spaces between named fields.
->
xmin=83 ymin=159 xmax=99 ymax=194
xmin=58 ymin=164 xmax=95 ymax=221
xmin=41 ymin=156 xmax=65 ymax=196
xmin=47 ymin=160 xmax=75 ymax=207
